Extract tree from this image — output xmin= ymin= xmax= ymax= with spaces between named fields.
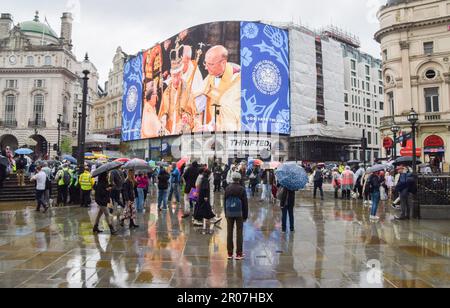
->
xmin=61 ymin=136 xmax=73 ymax=154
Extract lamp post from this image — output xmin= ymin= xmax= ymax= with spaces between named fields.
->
xmin=57 ymin=114 xmax=62 ymax=156
xmin=160 ymin=129 xmax=165 ymax=161
xmin=391 ymin=124 xmax=400 ymax=160
xmin=78 ymin=54 xmax=90 ymax=174
xmin=407 ymin=108 xmax=419 ymax=174
xmin=212 ymin=104 xmax=220 ymax=163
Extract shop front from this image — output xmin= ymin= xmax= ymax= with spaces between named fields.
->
xmin=423 ymin=135 xmax=445 ymax=173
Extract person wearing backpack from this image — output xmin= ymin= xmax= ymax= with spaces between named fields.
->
xmin=312 ymin=166 xmax=324 ymax=201
xmin=367 ymin=171 xmax=383 ymax=221
xmin=157 ymin=167 xmax=170 ymax=211
xmin=15 ymin=154 xmax=27 ymax=187
xmin=279 ymin=185 xmax=296 ymax=233
xmin=109 ymin=168 xmax=125 ymax=209
xmin=224 ymin=172 xmax=248 ymax=260
xmin=168 ymin=163 xmax=181 ymax=207
xmin=248 ymin=167 xmax=259 ymax=197
xmin=55 ymin=163 xmax=72 ymax=207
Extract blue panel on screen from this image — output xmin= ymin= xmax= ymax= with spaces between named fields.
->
xmin=122 ymin=53 xmax=143 ymax=141
xmin=240 ymin=22 xmax=290 ymax=134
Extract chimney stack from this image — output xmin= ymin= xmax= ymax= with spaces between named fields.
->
xmin=60 ymin=12 xmax=73 ymax=50
xmin=0 ymin=13 xmax=13 ymax=40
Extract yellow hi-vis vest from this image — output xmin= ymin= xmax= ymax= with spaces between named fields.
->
xmin=79 ymin=172 xmax=93 ymax=191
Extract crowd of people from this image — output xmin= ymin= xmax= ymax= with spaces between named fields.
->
xmin=0 ymin=147 xmax=424 ymax=260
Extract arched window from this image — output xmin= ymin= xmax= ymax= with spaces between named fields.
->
xmin=33 ymin=94 xmax=44 ymax=125
xmin=5 ymin=95 xmax=16 ymax=125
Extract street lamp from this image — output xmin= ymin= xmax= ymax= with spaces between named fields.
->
xmin=391 ymin=124 xmax=400 ymax=160
xmin=78 ymin=53 xmax=90 ymax=174
xmin=160 ymin=129 xmax=165 ymax=161
xmin=57 ymin=114 xmax=62 ymax=156
xmin=407 ymin=108 xmax=419 ymax=174
xmin=212 ymin=104 xmax=220 ymax=162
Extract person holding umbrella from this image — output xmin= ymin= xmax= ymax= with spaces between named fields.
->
xmin=276 ymin=163 xmax=308 ymax=234
xmin=93 ymin=172 xmax=117 ymax=235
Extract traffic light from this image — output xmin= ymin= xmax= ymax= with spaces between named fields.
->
xmin=361 ymin=137 xmax=368 ymax=149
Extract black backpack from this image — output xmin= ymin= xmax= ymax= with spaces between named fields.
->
xmin=62 ymin=170 xmax=71 ymax=185
xmin=314 ymin=170 xmax=323 ymax=182
xmin=200 ymin=176 xmax=210 ymax=191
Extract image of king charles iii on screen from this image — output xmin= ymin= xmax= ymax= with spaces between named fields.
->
xmin=140 ymin=22 xmax=241 ymax=139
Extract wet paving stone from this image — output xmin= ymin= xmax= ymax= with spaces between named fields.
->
xmin=0 ymin=193 xmax=449 ymax=288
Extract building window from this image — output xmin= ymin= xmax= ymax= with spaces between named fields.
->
xmin=387 ymin=92 xmax=394 ymax=116
xmin=379 ymin=87 xmax=383 ymax=95
xmin=424 ymin=42 xmax=434 ymax=55
xmin=379 ymin=102 xmax=384 ymax=111
xmin=366 ymin=99 xmax=371 ymax=108
xmin=367 ymin=115 xmax=371 ymax=125
xmin=27 ymin=56 xmax=34 ymax=66
xmin=344 ymin=93 xmax=348 ymax=103
xmin=425 ymin=87 xmax=439 ymax=113
xmin=375 ymin=133 xmax=379 ymax=146
xmin=368 ymin=132 xmax=372 ymax=145
xmin=33 ymin=94 xmax=44 ymax=124
xmin=383 ymin=50 xmax=387 ymax=61
xmin=44 ymin=56 xmax=51 ymax=66
xmin=365 ymin=65 xmax=370 ymax=76
xmin=378 ymin=70 xmax=382 ymax=80
xmin=351 ymin=60 xmax=356 ymax=71
xmin=5 ymin=95 xmax=16 ymax=125
xmin=6 ymin=80 xmax=17 ymax=88
xmin=345 ymin=111 xmax=349 ymax=121
xmin=34 ymin=79 xmax=45 ymax=88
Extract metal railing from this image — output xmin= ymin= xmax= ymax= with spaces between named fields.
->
xmin=0 ymin=119 xmax=17 ymax=128
xmin=417 ymin=175 xmax=450 ymax=206
xmin=28 ymin=120 xmax=46 ymax=128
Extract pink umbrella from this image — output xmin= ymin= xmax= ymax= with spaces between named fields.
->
xmin=176 ymin=157 xmax=189 ymax=170
xmin=270 ymin=161 xmax=281 ymax=169
xmin=114 ymin=158 xmax=130 ymax=163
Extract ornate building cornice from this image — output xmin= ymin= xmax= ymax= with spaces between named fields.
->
xmin=0 ymin=67 xmax=79 ymax=80
xmin=375 ymin=16 xmax=450 ymax=43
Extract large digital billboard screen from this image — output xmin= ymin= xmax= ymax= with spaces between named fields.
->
xmin=122 ymin=21 xmax=290 ymax=142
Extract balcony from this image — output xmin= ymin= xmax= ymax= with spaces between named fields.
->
xmin=28 ymin=120 xmax=46 ymax=128
xmin=424 ymin=113 xmax=441 ymax=121
xmin=61 ymin=122 xmax=70 ymax=130
xmin=0 ymin=119 xmax=17 ymax=128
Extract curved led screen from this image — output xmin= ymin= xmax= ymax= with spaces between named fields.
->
xmin=122 ymin=21 xmax=290 ymax=142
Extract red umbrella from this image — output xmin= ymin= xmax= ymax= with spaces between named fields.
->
xmin=114 ymin=158 xmax=130 ymax=163
xmin=253 ymin=159 xmax=264 ymax=166
xmin=176 ymin=157 xmax=189 ymax=170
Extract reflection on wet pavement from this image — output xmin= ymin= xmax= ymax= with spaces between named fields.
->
xmin=0 ymin=191 xmax=449 ymax=288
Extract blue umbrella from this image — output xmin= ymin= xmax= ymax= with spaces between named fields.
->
xmin=15 ymin=148 xmax=33 ymax=155
xmin=62 ymin=155 xmax=77 ymax=164
xmin=276 ymin=163 xmax=308 ymax=191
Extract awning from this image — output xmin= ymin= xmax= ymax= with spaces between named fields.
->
xmin=424 ymin=147 xmax=445 ymax=154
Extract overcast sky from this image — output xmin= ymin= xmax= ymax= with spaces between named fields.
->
xmin=4 ymin=0 xmax=386 ymax=84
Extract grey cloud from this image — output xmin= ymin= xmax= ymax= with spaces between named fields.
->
xmin=3 ymin=0 xmax=382 ymax=84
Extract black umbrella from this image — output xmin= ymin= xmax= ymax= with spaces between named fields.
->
xmin=394 ymin=156 xmax=422 ymax=166
xmin=0 ymin=156 xmax=8 ymax=168
xmin=347 ymin=160 xmax=361 ymax=165
xmin=92 ymin=161 xmax=123 ymax=177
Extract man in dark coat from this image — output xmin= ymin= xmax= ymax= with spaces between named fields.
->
xmin=182 ymin=161 xmax=200 ymax=218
